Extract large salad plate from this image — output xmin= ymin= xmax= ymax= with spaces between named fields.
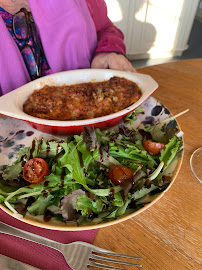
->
xmin=0 ymin=69 xmax=158 ymax=135
xmin=0 ymin=96 xmax=184 ymax=231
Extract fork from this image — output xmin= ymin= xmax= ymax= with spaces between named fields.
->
xmin=0 ymin=221 xmax=142 ymax=270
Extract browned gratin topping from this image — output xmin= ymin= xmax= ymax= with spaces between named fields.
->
xmin=23 ymin=76 xmax=142 ymax=120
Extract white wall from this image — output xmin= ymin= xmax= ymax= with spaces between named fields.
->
xmin=105 ymin=0 xmax=200 ymax=60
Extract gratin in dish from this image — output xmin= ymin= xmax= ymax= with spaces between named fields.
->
xmin=23 ymin=77 xmax=142 ymax=120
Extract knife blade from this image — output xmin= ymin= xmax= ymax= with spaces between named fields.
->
xmin=0 ymin=254 xmax=40 ymax=270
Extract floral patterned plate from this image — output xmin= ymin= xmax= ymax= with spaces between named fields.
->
xmin=0 ymin=96 xmax=184 ymax=230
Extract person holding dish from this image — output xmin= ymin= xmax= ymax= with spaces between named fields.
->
xmin=0 ymin=0 xmax=136 ymax=96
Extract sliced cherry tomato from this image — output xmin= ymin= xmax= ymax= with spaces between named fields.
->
xmin=142 ymin=140 xmax=165 ymax=155
xmin=109 ymin=165 xmax=133 ymax=185
xmin=23 ymin=158 xmax=49 ymax=184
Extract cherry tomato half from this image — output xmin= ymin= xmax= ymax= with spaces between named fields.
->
xmin=142 ymin=140 xmax=165 ymax=155
xmin=109 ymin=165 xmax=134 ymax=185
xmin=23 ymin=158 xmax=49 ymax=184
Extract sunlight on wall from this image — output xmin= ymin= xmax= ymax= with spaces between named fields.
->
xmin=105 ymin=0 xmax=123 ymax=22
xmin=146 ymin=0 xmax=184 ymax=53
xmin=134 ymin=3 xmax=147 ymax=22
xmin=105 ymin=0 xmax=198 ymax=59
xmin=133 ymin=0 xmax=185 ymax=56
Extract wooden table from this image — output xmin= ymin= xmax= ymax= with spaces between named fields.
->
xmin=93 ymin=59 xmax=202 ymax=270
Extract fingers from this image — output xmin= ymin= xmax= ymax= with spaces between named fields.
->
xmin=122 ymin=62 xmax=136 ymax=72
xmin=91 ymin=53 xmax=136 ymax=72
xmin=91 ymin=53 xmax=109 ymax=69
xmin=111 ymin=55 xmax=136 ymax=72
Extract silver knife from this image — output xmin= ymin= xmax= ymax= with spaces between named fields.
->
xmin=0 ymin=254 xmax=40 ymax=270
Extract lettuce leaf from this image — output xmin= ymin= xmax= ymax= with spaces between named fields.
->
xmin=105 ymin=198 xmax=130 ymax=219
xmin=75 ymin=135 xmax=99 ymax=171
xmin=27 ymin=194 xmax=54 ymax=216
xmin=109 ymin=143 xmax=157 ymax=168
xmin=76 ymin=195 xmax=104 ymax=216
xmin=132 ymin=184 xmax=158 ymax=200
xmin=160 ymin=136 xmax=182 ymax=170
xmin=0 ymin=194 xmax=6 ymax=203
xmin=59 ymin=141 xmax=86 ymax=186
xmin=84 ymin=185 xmax=122 ymax=196
xmin=2 ymin=138 xmax=65 ymax=181
xmin=124 ymin=107 xmax=145 ymax=126
xmin=0 ymin=119 xmax=183 ymax=224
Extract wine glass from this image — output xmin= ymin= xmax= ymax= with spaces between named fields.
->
xmin=190 ymin=147 xmax=202 ymax=183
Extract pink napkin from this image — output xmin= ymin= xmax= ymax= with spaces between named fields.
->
xmin=0 ymin=209 xmax=98 ymax=269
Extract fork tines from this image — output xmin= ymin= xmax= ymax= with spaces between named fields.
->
xmin=87 ymin=250 xmax=142 ymax=269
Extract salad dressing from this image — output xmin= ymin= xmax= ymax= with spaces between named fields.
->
xmin=78 ymin=150 xmax=85 ymax=173
xmin=41 ymin=190 xmax=49 ymax=198
xmin=29 ymin=140 xmax=36 ymax=159
xmin=14 ymin=203 xmax=27 ymax=215
xmin=109 ymin=188 xmax=115 ymax=195
xmin=43 ymin=209 xmax=53 ymax=222
xmin=99 ymin=147 xmax=104 ymax=162
xmin=46 ymin=141 xmax=50 ymax=155
xmin=44 ymin=181 xmax=49 ymax=187
xmin=21 ymin=154 xmax=28 ymax=167
xmin=60 ymin=167 xmax=66 ymax=187
xmin=56 ymin=143 xmax=61 ymax=154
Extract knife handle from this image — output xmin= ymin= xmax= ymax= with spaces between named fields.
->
xmin=0 ymin=221 xmax=61 ymax=251
xmin=0 ymin=254 xmax=40 ymax=270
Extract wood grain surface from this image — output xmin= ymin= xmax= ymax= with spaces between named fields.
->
xmin=93 ymin=59 xmax=202 ymax=270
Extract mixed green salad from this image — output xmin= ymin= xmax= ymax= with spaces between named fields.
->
xmin=0 ymin=108 xmax=184 ymax=225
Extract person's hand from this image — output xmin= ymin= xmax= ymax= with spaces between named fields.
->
xmin=91 ymin=53 xmax=136 ymax=72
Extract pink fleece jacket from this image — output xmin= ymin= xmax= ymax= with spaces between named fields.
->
xmin=86 ymin=0 xmax=126 ymax=55
xmin=0 ymin=0 xmax=126 ymax=96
